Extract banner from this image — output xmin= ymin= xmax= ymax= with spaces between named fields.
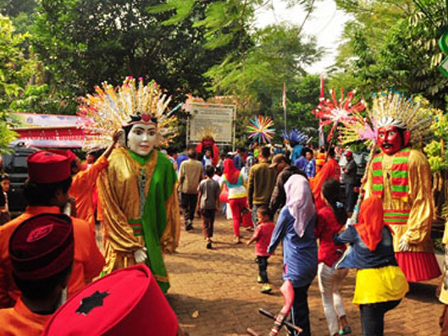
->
xmin=13 ymin=127 xmax=85 ymax=148
xmin=187 ymin=103 xmax=236 ymax=143
xmin=12 ymin=113 xmax=89 ymax=129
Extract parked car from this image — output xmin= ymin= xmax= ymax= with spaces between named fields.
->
xmin=2 ymin=144 xmax=38 ymax=214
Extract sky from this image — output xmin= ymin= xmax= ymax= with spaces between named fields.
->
xmin=254 ymin=0 xmax=352 ymax=74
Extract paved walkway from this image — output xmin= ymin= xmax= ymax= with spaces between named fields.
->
xmin=164 ymin=214 xmax=444 ymax=336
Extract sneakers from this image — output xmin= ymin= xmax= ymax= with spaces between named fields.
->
xmin=185 ymin=220 xmax=193 ymax=231
xmin=206 ymin=241 xmax=212 ymax=249
xmin=339 ymin=325 xmax=351 ymax=335
xmin=260 ymin=284 xmax=272 ymax=294
xmin=257 ymin=275 xmax=263 ymax=283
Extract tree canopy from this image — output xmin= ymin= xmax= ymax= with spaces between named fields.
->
xmin=330 ymin=0 xmax=448 ymax=108
xmin=6 ymin=0 xmax=448 ymax=151
xmin=0 ymin=0 xmax=325 ymax=150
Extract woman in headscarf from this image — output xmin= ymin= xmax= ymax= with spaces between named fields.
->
xmin=334 ymin=197 xmax=409 ymax=336
xmin=268 ymin=174 xmax=318 ymax=336
xmin=241 ymin=155 xmax=254 ymax=180
xmin=222 ymin=158 xmax=248 ymax=243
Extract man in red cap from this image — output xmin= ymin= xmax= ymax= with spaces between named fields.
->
xmin=0 ymin=150 xmax=104 ymax=308
xmin=69 ymin=131 xmax=120 ymax=229
xmin=43 ymin=264 xmax=185 ymax=336
xmin=0 ymin=213 xmax=74 ymax=336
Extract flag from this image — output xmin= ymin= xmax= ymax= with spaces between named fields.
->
xmin=319 ymin=125 xmax=325 ymax=147
xmin=282 ymin=83 xmax=286 ymax=110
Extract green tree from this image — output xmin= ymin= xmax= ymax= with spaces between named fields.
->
xmin=32 ymin=0 xmax=239 ymax=114
xmin=330 ymin=0 xmax=448 ymax=107
xmin=0 ymin=15 xmax=32 ymax=149
xmin=152 ymin=1 xmax=323 ymax=143
xmin=0 ymin=0 xmax=36 ymax=36
xmin=0 ymin=15 xmax=33 ymax=107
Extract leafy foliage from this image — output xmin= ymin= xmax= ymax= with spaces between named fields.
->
xmin=32 ymin=0 xmax=238 ymax=113
xmin=149 ymin=0 xmax=323 ymax=144
xmin=331 ymin=0 xmax=448 ymax=108
xmin=2 ymin=0 xmax=324 ymax=152
xmin=423 ymin=102 xmax=448 ymax=172
xmin=0 ymin=15 xmax=36 ymax=148
xmin=0 ymin=15 xmax=33 ymax=107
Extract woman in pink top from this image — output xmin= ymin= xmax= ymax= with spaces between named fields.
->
xmin=247 ymin=205 xmax=275 ymax=293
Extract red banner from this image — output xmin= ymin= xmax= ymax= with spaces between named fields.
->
xmin=12 ymin=127 xmax=85 ymax=148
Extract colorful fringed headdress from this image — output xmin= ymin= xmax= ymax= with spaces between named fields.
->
xmin=282 ymin=129 xmax=308 ymax=145
xmin=339 ymin=109 xmax=377 ymax=148
xmin=197 ymin=125 xmax=219 ymax=142
xmin=371 ymin=91 xmax=432 ymax=143
xmin=246 ymin=115 xmax=275 ymax=144
xmin=339 ymin=90 xmax=433 ymax=147
xmin=78 ymin=77 xmax=177 ymax=150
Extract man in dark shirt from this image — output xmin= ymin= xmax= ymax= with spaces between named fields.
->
xmin=269 ymin=154 xmax=307 ymax=215
xmin=343 ymin=150 xmax=358 ymax=213
xmin=248 ymin=147 xmax=277 ymax=227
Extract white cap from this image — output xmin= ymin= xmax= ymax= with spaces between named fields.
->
xmin=377 ymin=116 xmax=407 ymax=129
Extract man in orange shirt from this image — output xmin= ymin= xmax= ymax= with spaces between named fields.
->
xmin=311 ymin=147 xmax=341 ymax=211
xmin=0 ymin=213 xmax=75 ymax=336
xmin=0 ymin=150 xmax=104 ymax=308
xmin=70 ymin=131 xmax=120 ymax=229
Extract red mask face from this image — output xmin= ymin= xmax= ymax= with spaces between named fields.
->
xmin=377 ymin=126 xmax=405 ymax=155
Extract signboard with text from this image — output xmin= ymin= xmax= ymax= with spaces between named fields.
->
xmin=187 ymin=103 xmax=236 ymax=144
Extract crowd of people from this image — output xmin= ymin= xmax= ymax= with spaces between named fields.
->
xmin=0 ymin=133 xmax=443 ymax=336
xmin=173 ymin=140 xmax=366 ymax=336
xmin=0 ymin=80 xmax=445 ymax=336
xmin=169 ymin=121 xmax=443 ymax=336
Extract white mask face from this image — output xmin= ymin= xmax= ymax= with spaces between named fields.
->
xmin=127 ymin=123 xmax=158 ymax=156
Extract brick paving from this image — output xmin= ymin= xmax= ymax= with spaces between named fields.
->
xmin=162 ymin=213 xmax=444 ymax=336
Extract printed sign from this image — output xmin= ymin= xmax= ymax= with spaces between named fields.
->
xmin=187 ymin=103 xmax=236 ymax=143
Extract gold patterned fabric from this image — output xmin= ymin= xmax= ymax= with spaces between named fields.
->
xmin=97 ymin=148 xmax=180 ymax=291
xmin=365 ymin=149 xmax=434 ymax=252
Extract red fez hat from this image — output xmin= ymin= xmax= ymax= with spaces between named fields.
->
xmin=27 ymin=150 xmax=73 ymax=183
xmin=9 ymin=213 xmax=74 ymax=281
xmin=43 ymin=265 xmax=178 ymax=336
xmin=345 ymin=150 xmax=353 ymax=157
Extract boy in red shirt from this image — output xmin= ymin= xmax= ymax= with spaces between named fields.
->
xmin=246 ymin=205 xmax=275 ymax=293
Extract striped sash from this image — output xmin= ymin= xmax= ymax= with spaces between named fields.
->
xmin=384 ymin=209 xmax=410 ymax=225
xmin=372 ymin=148 xmax=411 ymax=199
